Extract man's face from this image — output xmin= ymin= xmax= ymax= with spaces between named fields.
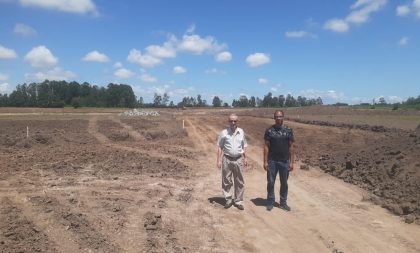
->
xmin=274 ymin=112 xmax=284 ymax=125
xmin=229 ymin=116 xmax=238 ymax=129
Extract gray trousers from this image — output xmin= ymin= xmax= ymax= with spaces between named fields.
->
xmin=222 ymin=156 xmax=245 ymax=205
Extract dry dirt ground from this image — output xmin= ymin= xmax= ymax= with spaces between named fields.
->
xmin=0 ymin=107 xmax=419 ymax=253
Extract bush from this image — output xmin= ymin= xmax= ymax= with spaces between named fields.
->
xmin=71 ymin=97 xmax=81 ymax=108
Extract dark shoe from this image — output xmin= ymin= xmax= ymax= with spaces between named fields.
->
xmin=266 ymin=205 xmax=274 ymax=211
xmin=236 ymin=204 xmax=244 ymax=211
xmin=224 ymin=199 xmax=233 ymax=209
xmin=279 ymin=203 xmax=291 ymax=211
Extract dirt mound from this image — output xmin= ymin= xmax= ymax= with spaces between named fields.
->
xmin=300 ymin=128 xmax=420 ymax=223
xmin=29 ymin=196 xmax=120 ymax=252
xmin=0 ymin=198 xmax=57 ymax=253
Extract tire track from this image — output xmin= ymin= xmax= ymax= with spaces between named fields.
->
xmin=87 ymin=116 xmax=191 ymax=164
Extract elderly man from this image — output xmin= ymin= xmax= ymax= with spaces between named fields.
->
xmin=263 ymin=110 xmax=295 ymax=212
xmin=217 ymin=113 xmax=248 ymax=210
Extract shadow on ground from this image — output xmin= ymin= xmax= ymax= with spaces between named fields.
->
xmin=250 ymin=197 xmax=280 ymax=208
xmin=208 ymin=197 xmax=225 ymax=207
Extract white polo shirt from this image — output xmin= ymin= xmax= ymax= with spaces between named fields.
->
xmin=217 ymin=127 xmax=247 ymax=158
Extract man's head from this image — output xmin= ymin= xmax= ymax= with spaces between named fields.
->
xmin=228 ymin=113 xmax=238 ymax=130
xmin=273 ymin=110 xmax=284 ymax=125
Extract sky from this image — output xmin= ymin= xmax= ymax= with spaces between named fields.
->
xmin=0 ymin=0 xmax=419 ymax=105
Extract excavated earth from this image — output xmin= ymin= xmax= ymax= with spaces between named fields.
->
xmin=0 ymin=107 xmax=419 ymax=253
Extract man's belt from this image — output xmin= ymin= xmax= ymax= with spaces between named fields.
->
xmin=224 ymin=154 xmax=242 ymax=160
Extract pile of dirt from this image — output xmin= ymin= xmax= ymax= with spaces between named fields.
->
xmin=300 ymin=128 xmax=420 ymax=223
xmin=0 ymin=198 xmax=57 ymax=253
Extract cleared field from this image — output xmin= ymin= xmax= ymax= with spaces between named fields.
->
xmin=0 ymin=107 xmax=419 ymax=253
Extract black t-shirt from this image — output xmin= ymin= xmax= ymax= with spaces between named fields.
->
xmin=264 ymin=124 xmax=294 ymax=161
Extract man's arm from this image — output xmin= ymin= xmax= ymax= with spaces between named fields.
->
xmin=263 ymin=141 xmax=269 ymax=171
xmin=288 ymin=140 xmax=294 ymax=171
xmin=217 ymin=146 xmax=223 ymax=169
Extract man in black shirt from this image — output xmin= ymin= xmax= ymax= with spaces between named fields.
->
xmin=263 ymin=110 xmax=295 ymax=211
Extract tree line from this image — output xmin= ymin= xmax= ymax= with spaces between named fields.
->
xmin=1 ymin=80 xmax=419 ymax=109
xmin=0 ymin=80 xmax=136 ymax=108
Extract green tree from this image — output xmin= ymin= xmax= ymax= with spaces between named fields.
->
xmin=378 ymin=97 xmax=386 ymax=105
xmin=162 ymin=93 xmax=170 ymax=107
xmin=153 ymin=93 xmax=162 ymax=107
xmin=71 ymin=97 xmax=81 ymax=108
xmin=238 ymin=95 xmax=249 ymax=107
xmin=212 ymin=96 xmax=222 ymax=107
xmin=262 ymin=92 xmax=273 ymax=107
xmin=249 ymin=96 xmax=256 ymax=107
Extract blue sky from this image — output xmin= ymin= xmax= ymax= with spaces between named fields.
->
xmin=0 ymin=0 xmax=419 ymax=104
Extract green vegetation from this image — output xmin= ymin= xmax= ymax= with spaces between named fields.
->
xmin=1 ymin=80 xmax=419 ymax=110
xmin=0 ymin=80 xmax=136 ymax=108
xmin=350 ymin=95 xmax=420 ymax=111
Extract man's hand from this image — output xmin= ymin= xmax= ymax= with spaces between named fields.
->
xmin=243 ymin=157 xmax=248 ymax=167
xmin=288 ymin=162 xmax=294 ymax=171
xmin=263 ymin=162 xmax=268 ymax=171
xmin=217 ymin=160 xmax=222 ymax=169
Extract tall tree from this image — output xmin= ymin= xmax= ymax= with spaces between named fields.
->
xmin=212 ymin=96 xmax=222 ymax=107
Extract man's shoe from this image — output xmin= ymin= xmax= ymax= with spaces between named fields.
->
xmin=279 ymin=203 xmax=291 ymax=211
xmin=236 ymin=204 xmax=244 ymax=211
xmin=266 ymin=205 xmax=274 ymax=211
xmin=224 ymin=200 xmax=233 ymax=209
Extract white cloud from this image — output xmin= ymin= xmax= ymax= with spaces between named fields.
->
xmin=186 ymin=24 xmax=196 ymax=34
xmin=177 ymin=34 xmax=225 ymax=55
xmin=24 ymin=45 xmax=58 ymax=68
xmin=414 ymin=0 xmax=420 ymax=17
xmin=140 ymin=73 xmax=157 ymax=83
xmin=0 ymin=73 xmax=9 ymax=81
xmin=148 ymin=84 xmax=170 ymax=95
xmin=270 ymin=84 xmax=282 ymax=92
xmin=245 ymin=53 xmax=270 ymax=68
xmin=0 ymin=83 xmax=10 ymax=94
xmin=388 ymin=96 xmax=403 ymax=103
xmin=300 ymin=89 xmax=345 ymax=102
xmin=82 ymin=50 xmax=109 ymax=62
xmin=324 ymin=19 xmax=349 ymax=33
xmin=396 ymin=5 xmax=410 ymax=16
xmin=114 ymin=68 xmax=134 ymax=79
xmin=205 ymin=68 xmax=226 ymax=74
xmin=18 ymin=0 xmax=98 ymax=15
xmin=396 ymin=1 xmax=420 ymax=18
xmin=14 ymin=23 xmax=37 ymax=36
xmin=258 ymin=78 xmax=268 ymax=84
xmin=215 ymin=51 xmax=232 ymax=62
xmin=173 ymin=66 xmax=186 ymax=74
xmin=113 ymin=61 xmax=122 ymax=68
xmin=0 ymin=45 xmax=18 ymax=59
xmin=399 ymin=36 xmax=409 ymax=46
xmin=127 ymin=49 xmax=161 ymax=68
xmin=285 ymin=30 xmax=314 ymax=38
xmin=145 ymin=43 xmax=176 ymax=58
xmin=172 ymin=86 xmax=195 ymax=95
xmin=25 ymin=67 xmax=76 ymax=82
xmin=324 ymin=0 xmax=386 ymax=33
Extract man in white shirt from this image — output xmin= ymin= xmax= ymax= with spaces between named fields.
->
xmin=217 ymin=113 xmax=248 ymax=210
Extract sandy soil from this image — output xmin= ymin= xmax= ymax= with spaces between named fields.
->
xmin=0 ymin=108 xmax=419 ymax=253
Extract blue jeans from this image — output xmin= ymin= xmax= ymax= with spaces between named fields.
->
xmin=267 ymin=160 xmax=289 ymax=206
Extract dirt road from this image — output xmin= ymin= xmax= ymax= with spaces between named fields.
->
xmin=184 ymin=116 xmax=420 ymax=253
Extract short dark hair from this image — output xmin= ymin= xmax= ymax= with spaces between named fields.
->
xmin=274 ymin=110 xmax=284 ymax=117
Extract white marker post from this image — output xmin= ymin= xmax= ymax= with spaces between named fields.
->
xmin=27 ymin=126 xmax=29 ymax=139
xmin=182 ymin=120 xmax=185 ymax=129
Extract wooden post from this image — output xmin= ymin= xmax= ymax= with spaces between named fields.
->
xmin=182 ymin=120 xmax=185 ymax=129
xmin=27 ymin=126 xmax=29 ymax=139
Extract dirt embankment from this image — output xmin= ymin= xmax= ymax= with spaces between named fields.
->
xmin=293 ymin=122 xmax=420 ymax=223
